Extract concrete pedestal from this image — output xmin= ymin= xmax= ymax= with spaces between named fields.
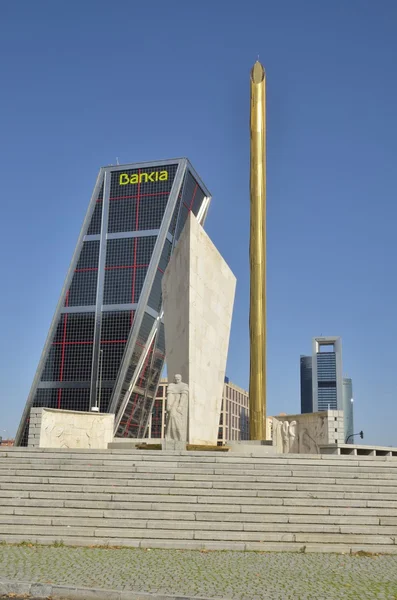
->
xmin=162 ymin=440 xmax=186 ymax=451
xmin=227 ymin=440 xmax=277 ymax=455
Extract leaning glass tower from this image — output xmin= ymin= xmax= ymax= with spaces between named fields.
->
xmin=15 ymin=159 xmax=211 ymax=445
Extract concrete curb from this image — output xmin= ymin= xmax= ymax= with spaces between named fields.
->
xmin=0 ymin=577 xmax=226 ymax=600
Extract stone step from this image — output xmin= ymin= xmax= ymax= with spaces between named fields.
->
xmin=2 ymin=455 xmax=397 ymax=470
xmin=1 ymin=505 xmax=388 ymax=524
xmin=1 ymin=449 xmax=397 ymax=461
xmin=329 ymin=506 xmax=397 ymax=516
xmin=0 ymin=449 xmax=392 ymax=459
xmin=0 ymin=533 xmax=396 ymax=555
xmin=1 ymin=496 xmax=397 ymax=516
xmin=190 ymin=530 xmax=397 ymax=544
xmin=0 ymin=448 xmax=395 ymax=553
xmin=2 ymin=478 xmax=397 ymax=494
xmin=2 ymin=476 xmax=397 ymax=497
xmin=0 ymin=447 xmax=367 ymax=457
xmin=0 ymin=523 xmax=395 ymax=546
xmin=2 ymin=467 xmax=397 ymax=486
xmin=1 ymin=484 xmax=397 ymax=502
xmin=174 ymin=472 xmax=397 ymax=484
xmin=1 ymin=514 xmax=397 ymax=536
xmin=0 ymin=468 xmax=397 ymax=489
xmin=2 ymin=446 xmax=396 ymax=461
xmin=2 ymin=453 xmax=397 ymax=471
xmin=4 ymin=489 xmax=397 ymax=507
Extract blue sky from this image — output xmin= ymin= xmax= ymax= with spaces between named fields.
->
xmin=0 ymin=1 xmax=396 ymax=445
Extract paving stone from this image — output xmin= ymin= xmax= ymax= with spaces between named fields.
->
xmin=0 ymin=545 xmax=396 ymax=600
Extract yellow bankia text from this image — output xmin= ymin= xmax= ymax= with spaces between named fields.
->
xmin=119 ymin=171 xmax=168 ymax=185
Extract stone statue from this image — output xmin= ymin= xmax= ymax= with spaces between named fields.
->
xmin=298 ymin=428 xmax=319 ymax=454
xmin=165 ymin=374 xmax=189 ymax=442
xmin=273 ymin=415 xmax=328 ymax=455
xmin=289 ymin=420 xmax=298 ymax=453
xmin=281 ymin=420 xmax=290 ymax=453
xmin=274 ymin=419 xmax=299 ymax=454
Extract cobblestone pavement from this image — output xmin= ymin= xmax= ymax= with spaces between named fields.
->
xmin=0 ymin=545 xmax=397 ymax=600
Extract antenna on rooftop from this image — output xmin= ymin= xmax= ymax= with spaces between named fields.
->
xmin=116 ymin=157 xmax=120 ymax=165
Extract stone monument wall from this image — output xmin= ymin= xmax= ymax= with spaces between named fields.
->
xmin=28 ymin=407 xmax=114 ymax=449
xmin=272 ymin=410 xmax=345 ymax=454
xmin=162 ymin=213 xmax=236 ymax=445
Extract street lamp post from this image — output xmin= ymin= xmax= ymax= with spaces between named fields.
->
xmin=345 ymin=431 xmax=364 ymax=444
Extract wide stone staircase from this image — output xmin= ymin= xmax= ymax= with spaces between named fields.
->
xmin=0 ymin=447 xmax=396 ymax=553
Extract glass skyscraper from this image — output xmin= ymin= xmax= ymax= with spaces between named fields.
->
xmin=300 ymin=337 xmax=355 ymax=441
xmin=312 ymin=336 xmax=343 ymax=412
xmin=15 ymin=159 xmax=211 ymax=445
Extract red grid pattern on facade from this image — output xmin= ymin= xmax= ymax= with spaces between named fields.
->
xmin=135 ymin=339 xmax=165 ymax=359
xmin=122 ymin=341 xmax=154 ymax=436
xmin=75 ymin=264 xmax=149 ymax=273
xmin=108 ymin=191 xmax=170 ymax=202
xmin=96 ymin=191 xmax=170 ymax=203
xmin=131 ymin=170 xmax=141 ymax=324
xmin=56 ymin=170 xmax=169 ymax=417
xmin=57 ymin=291 xmax=69 ymax=408
xmin=151 ymin=395 xmax=164 ymax=439
xmin=183 ymin=184 xmax=198 ymax=212
xmin=53 ymin=340 xmax=128 ymax=346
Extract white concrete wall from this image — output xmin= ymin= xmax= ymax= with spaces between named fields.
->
xmin=28 ymin=407 xmax=44 ymax=447
xmin=162 ymin=213 xmax=236 ymax=445
xmin=30 ymin=408 xmax=114 ymax=449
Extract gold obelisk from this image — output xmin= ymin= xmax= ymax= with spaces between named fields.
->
xmin=249 ymin=61 xmax=266 ymax=440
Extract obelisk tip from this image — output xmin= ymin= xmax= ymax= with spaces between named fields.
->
xmin=251 ymin=61 xmax=265 ymax=83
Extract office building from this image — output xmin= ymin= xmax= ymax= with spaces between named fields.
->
xmin=16 ymin=159 xmax=211 ymax=445
xmin=300 ymin=337 xmax=354 ymax=441
xmin=0 ymin=439 xmax=14 ymax=447
xmin=312 ymin=336 xmax=343 ymax=411
xmin=219 ymin=381 xmax=250 ymax=443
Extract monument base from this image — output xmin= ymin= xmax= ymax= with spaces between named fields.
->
xmin=162 ymin=439 xmax=186 ymax=451
xmin=109 ymin=439 xmax=231 ymax=452
xmin=227 ymin=440 xmax=277 ymax=455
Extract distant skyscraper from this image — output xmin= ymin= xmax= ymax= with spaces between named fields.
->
xmin=343 ymin=377 xmax=354 ymax=442
xmin=15 ymin=159 xmax=211 ymax=446
xmin=300 ymin=337 xmax=353 ymax=441
xmin=300 ymin=355 xmax=313 ymax=413
xmin=312 ymin=336 xmax=343 ymax=412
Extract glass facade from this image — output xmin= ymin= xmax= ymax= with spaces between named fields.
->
xmin=301 ymin=338 xmax=349 ymax=438
xmin=317 ymin=352 xmax=337 ymax=410
xmin=16 ymin=159 xmax=211 ymax=445
xmin=300 ymin=355 xmax=313 ymax=413
xmin=311 ymin=337 xmax=343 ymax=413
